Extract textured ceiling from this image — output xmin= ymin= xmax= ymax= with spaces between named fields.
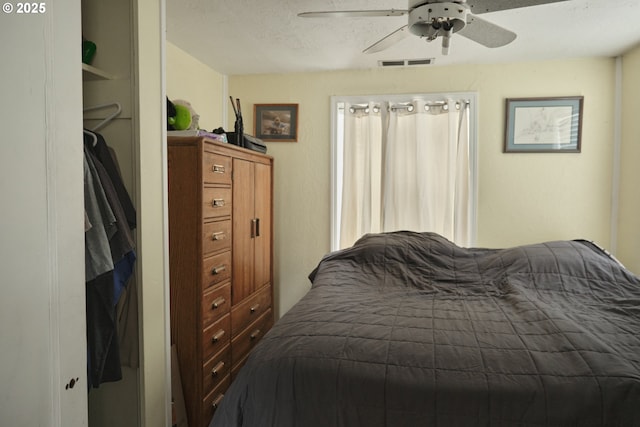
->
xmin=166 ymin=0 xmax=640 ymax=75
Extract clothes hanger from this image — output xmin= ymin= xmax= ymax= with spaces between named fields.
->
xmin=83 ymin=129 xmax=98 ymax=146
xmin=83 ymin=102 xmax=122 ymax=132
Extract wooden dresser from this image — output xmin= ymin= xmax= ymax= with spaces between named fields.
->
xmin=167 ymin=136 xmax=274 ymax=427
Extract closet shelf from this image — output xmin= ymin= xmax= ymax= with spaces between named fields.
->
xmin=82 ymin=63 xmax=115 ymax=81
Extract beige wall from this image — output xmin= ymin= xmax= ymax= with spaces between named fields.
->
xmin=229 ymin=57 xmax=619 ymax=316
xmin=165 ymin=50 xmax=633 ymax=316
xmin=617 ymin=44 xmax=640 ymax=273
xmin=166 ymin=42 xmax=226 ymax=131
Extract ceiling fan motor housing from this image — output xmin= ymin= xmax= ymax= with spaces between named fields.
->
xmin=409 ymin=2 xmax=468 ymax=38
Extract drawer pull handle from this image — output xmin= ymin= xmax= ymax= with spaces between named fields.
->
xmin=250 ymin=329 xmax=261 ymax=341
xmin=211 ymin=297 xmax=226 ymax=310
xmin=211 ymin=265 xmax=226 ymax=275
xmin=211 ymin=361 xmax=225 ymax=377
xmin=250 ymin=304 xmax=260 ymax=314
xmin=211 ymin=329 xmax=225 ymax=343
xmin=212 ymin=394 xmax=224 ymax=409
xmin=211 ymin=231 xmax=226 ymax=241
xmin=212 ymin=198 xmax=225 ymax=207
xmin=250 ymin=218 xmax=257 ymax=238
xmin=212 ymin=164 xmax=225 ymax=174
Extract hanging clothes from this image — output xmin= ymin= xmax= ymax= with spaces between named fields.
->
xmin=90 ymin=132 xmax=137 ymax=230
xmin=84 ymin=149 xmax=116 ymax=282
xmin=83 ymin=131 xmax=137 ymax=388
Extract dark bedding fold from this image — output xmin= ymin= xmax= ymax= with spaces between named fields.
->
xmin=212 ymin=232 xmax=640 ymax=427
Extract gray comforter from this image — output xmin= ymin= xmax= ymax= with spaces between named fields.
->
xmin=211 ymin=232 xmax=640 ymax=426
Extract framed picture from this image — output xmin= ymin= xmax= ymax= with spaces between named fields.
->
xmin=254 ymin=104 xmax=299 ymax=142
xmin=504 ymin=96 xmax=583 ymax=153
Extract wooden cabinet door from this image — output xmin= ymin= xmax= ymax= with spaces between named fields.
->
xmin=232 ymin=158 xmax=255 ymax=304
xmin=232 ymin=159 xmax=272 ymax=305
xmin=253 ymin=162 xmax=272 ymax=290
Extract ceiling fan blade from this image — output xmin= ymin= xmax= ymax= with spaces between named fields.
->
xmin=298 ymin=10 xmax=407 ymax=18
xmin=465 ymin=0 xmax=569 ymax=14
xmin=457 ymin=15 xmax=517 ymax=48
xmin=363 ymin=25 xmax=410 ymax=54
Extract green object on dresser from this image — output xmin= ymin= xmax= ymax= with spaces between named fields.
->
xmin=167 ymin=104 xmax=192 ymax=130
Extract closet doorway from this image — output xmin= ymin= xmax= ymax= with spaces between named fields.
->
xmin=82 ymin=0 xmax=170 ymax=426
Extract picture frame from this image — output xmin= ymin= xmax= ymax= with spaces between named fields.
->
xmin=504 ymin=96 xmax=583 ymax=153
xmin=254 ymin=104 xmax=299 ymax=142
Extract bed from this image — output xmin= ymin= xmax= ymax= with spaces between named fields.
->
xmin=211 ymin=231 xmax=640 ymax=426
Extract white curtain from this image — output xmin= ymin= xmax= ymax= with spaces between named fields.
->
xmin=339 ymin=102 xmax=383 ymax=248
xmin=340 ymin=99 xmax=471 ymax=248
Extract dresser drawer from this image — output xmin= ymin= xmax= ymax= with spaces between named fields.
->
xmin=203 ymin=151 xmax=231 ymax=185
xmin=203 ymin=187 xmax=232 ymax=219
xmin=203 ymin=314 xmax=230 ymax=361
xmin=202 ymin=219 xmax=231 ymax=256
xmin=231 ymin=284 xmax=272 ymax=338
xmin=202 ymin=251 xmax=231 ymax=290
xmin=202 ymin=282 xmax=231 ymax=327
xmin=231 ymin=308 xmax=273 ymax=367
xmin=202 ymin=346 xmax=231 ymax=398
xmin=202 ymin=374 xmax=230 ymax=427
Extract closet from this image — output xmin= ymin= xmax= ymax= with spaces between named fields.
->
xmin=82 ymin=0 xmax=140 ymax=424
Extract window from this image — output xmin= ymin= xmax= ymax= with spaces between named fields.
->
xmin=331 ymin=93 xmax=478 ymax=250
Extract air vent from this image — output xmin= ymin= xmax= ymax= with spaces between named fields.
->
xmin=379 ymin=60 xmax=406 ymax=67
xmin=378 ymin=58 xmax=435 ymax=67
xmin=407 ymin=59 xmax=434 ymax=66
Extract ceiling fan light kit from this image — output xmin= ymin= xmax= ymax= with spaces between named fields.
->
xmin=408 ymin=3 xmax=468 ymax=54
xmin=299 ymin=0 xmax=569 ymax=57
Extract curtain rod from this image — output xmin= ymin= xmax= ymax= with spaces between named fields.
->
xmin=345 ymin=100 xmax=469 ymax=113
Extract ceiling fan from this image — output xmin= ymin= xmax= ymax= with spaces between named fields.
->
xmin=299 ymin=0 xmax=569 ymax=55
